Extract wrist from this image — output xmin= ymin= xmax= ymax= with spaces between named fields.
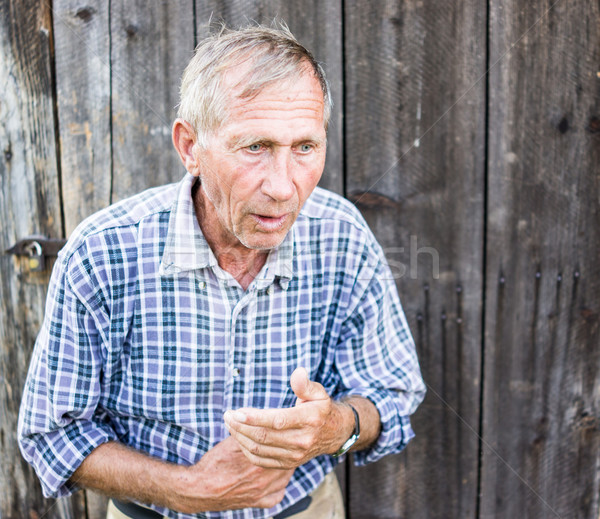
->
xmin=331 ymin=401 xmax=360 ymax=456
xmin=166 ymin=463 xmax=206 ymax=514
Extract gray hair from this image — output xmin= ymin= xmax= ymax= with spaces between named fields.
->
xmin=177 ymin=23 xmax=332 ymax=147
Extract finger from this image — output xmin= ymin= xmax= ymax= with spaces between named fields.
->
xmin=226 ymin=422 xmax=316 ymax=469
xmin=224 ymin=406 xmax=306 ymax=430
xmin=226 ymin=419 xmax=307 ymax=451
xmin=226 ymin=420 xmax=277 ymax=446
xmin=226 ymin=416 xmax=312 ymax=444
xmin=290 ymin=367 xmax=330 ymax=404
xmin=254 ymin=487 xmax=287 ymax=509
xmin=237 ymin=443 xmax=300 ymax=470
xmin=228 ymin=427 xmax=302 ymax=466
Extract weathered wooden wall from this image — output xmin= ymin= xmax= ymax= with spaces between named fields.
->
xmin=481 ymin=0 xmax=600 ymax=517
xmin=1 ymin=0 xmax=598 ymax=518
xmin=0 ymin=1 xmax=86 ymax=518
xmin=344 ymin=1 xmax=486 ymax=517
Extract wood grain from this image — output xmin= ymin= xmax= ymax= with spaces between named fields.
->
xmin=481 ymin=0 xmax=600 ymax=517
xmin=53 ymin=0 xmax=111 ymax=236
xmin=110 ymin=0 xmax=195 ymax=201
xmin=344 ymin=1 xmax=486 ymax=517
xmin=0 ymin=0 xmax=84 ymax=517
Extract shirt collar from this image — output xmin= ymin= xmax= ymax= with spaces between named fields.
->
xmin=159 ymin=173 xmax=294 ymax=283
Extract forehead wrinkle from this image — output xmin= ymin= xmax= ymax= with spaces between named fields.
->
xmin=220 ymin=73 xmax=326 ymax=138
xmin=229 ymin=84 xmax=324 ymax=111
xmin=236 ymin=94 xmax=323 ymax=103
xmin=234 ymin=111 xmax=323 ymax=122
xmin=234 ymin=99 xmax=324 ymax=115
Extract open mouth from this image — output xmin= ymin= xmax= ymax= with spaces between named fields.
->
xmin=251 ymin=213 xmax=288 ymax=230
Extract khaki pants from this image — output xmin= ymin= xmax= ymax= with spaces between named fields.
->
xmin=287 ymin=472 xmax=344 ymax=519
xmin=107 ymin=472 xmax=345 ymax=519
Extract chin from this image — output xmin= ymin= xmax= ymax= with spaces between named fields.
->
xmin=239 ymin=232 xmax=288 ymax=251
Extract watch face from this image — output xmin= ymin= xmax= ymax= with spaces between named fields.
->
xmin=332 ymin=433 xmax=358 ymax=458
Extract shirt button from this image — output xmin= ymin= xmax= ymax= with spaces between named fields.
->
xmin=233 ymin=368 xmax=240 ymax=377
xmin=267 ymin=285 xmax=273 ymax=295
xmin=198 ymin=280 xmax=206 ymax=290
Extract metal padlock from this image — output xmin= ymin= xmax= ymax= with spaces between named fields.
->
xmin=25 ymin=241 xmax=45 ymax=272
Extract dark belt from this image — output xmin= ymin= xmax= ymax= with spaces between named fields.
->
xmin=111 ymin=500 xmax=163 ymax=518
xmin=273 ymin=495 xmax=312 ymax=518
xmin=111 ymin=494 xmax=312 ymax=518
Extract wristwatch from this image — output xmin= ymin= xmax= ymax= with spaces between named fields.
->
xmin=332 ymin=404 xmax=360 ymax=458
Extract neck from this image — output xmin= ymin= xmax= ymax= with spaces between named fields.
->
xmin=193 ymin=181 xmax=268 ymax=290
xmin=214 ymin=251 xmax=268 ymax=290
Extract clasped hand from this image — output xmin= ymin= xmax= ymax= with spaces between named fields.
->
xmin=174 ymin=367 xmax=350 ymax=513
xmin=224 ymin=367 xmax=350 ymax=469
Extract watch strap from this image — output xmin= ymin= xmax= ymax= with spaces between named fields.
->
xmin=332 ymin=404 xmax=360 ymax=458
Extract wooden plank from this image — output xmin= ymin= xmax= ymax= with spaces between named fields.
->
xmin=0 ymin=0 xmax=84 ymax=517
xmin=53 ymin=0 xmax=111 ymax=236
xmin=343 ymin=1 xmax=486 ymax=517
xmin=194 ymin=0 xmax=344 ymax=194
xmin=85 ymin=490 xmax=108 ymax=519
xmin=110 ymin=0 xmax=195 ymax=201
xmin=481 ymin=0 xmax=600 ymax=517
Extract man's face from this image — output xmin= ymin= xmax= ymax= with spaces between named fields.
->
xmin=190 ymin=68 xmax=327 ymax=252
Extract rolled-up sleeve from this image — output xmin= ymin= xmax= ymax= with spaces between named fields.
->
xmin=332 ymin=251 xmax=426 ymax=465
xmin=18 ymin=250 xmax=117 ymax=498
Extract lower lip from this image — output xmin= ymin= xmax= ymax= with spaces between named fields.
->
xmin=251 ymin=214 xmax=288 ymax=230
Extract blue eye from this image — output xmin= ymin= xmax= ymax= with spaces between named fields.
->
xmin=248 ymin=143 xmax=262 ymax=152
xmin=300 ymin=144 xmax=313 ymax=152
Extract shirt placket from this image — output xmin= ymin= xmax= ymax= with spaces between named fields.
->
xmin=223 ymin=283 xmax=258 ymax=411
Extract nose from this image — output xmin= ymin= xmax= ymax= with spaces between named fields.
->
xmin=261 ymin=149 xmax=295 ymax=202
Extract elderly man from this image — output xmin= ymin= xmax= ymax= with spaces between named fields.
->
xmin=18 ymin=25 xmax=425 ymax=519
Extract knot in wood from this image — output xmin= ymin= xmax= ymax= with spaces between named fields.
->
xmin=75 ymin=7 xmax=95 ymax=22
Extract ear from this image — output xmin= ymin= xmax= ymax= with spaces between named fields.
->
xmin=172 ymin=118 xmax=200 ymax=175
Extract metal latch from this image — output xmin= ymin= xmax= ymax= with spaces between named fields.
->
xmin=5 ymin=235 xmax=67 ymax=272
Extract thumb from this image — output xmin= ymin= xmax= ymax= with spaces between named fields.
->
xmin=290 ymin=367 xmax=329 ymax=404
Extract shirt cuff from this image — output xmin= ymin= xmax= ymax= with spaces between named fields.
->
xmin=19 ymin=419 xmax=117 ymax=498
xmin=333 ymin=387 xmax=415 ymax=465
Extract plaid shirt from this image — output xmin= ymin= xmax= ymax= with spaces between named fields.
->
xmin=18 ymin=173 xmax=425 ymax=519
